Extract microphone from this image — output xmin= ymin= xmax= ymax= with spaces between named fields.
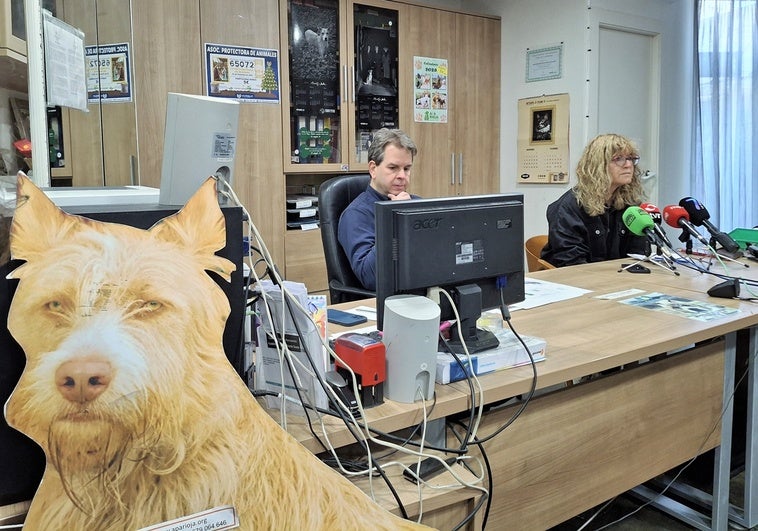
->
xmin=622 ymin=206 xmax=672 ymax=255
xmin=639 ymin=202 xmax=673 ymax=247
xmin=662 ymin=205 xmax=711 ymax=247
xmin=678 ymin=197 xmax=740 ymax=253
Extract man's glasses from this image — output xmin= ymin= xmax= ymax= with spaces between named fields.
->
xmin=611 ymin=156 xmax=640 ymax=167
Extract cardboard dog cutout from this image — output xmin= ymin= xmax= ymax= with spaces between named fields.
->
xmin=5 ymin=174 xmax=431 ymax=530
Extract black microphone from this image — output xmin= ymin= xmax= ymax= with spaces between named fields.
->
xmin=679 ymin=197 xmax=740 ymax=253
xmin=662 ymin=205 xmax=711 ymax=247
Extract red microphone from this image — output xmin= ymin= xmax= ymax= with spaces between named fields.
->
xmin=640 ymin=202 xmax=672 ymax=247
xmin=662 ymin=205 xmax=710 ymax=246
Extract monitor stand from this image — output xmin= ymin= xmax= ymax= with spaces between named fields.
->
xmin=446 ymin=327 xmax=499 ymax=354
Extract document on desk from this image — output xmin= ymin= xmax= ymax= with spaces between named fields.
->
xmin=509 ymin=278 xmax=592 ymax=310
xmin=618 ymin=292 xmax=741 ymax=322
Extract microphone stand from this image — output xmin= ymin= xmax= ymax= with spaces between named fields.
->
xmin=708 ymin=236 xmax=748 ymax=266
xmin=617 ymin=241 xmax=680 ymax=276
xmin=705 ymin=237 xmax=750 ymax=269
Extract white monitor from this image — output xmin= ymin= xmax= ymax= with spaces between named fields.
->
xmin=159 ymin=93 xmax=240 ymax=206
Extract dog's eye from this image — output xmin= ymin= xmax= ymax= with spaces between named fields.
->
xmin=46 ymin=300 xmax=64 ymax=313
xmin=140 ymin=301 xmax=162 ymax=313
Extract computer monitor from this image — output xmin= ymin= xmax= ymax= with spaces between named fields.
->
xmin=375 ymin=194 xmax=525 ymax=353
xmin=159 ymin=93 xmax=240 ymax=206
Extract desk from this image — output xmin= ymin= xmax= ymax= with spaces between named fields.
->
xmin=273 ymin=258 xmax=758 ymax=530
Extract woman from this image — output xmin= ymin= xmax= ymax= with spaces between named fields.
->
xmin=541 ymin=133 xmax=648 ymax=267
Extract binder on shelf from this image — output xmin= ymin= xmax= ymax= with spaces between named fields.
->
xmin=286 ymin=194 xmax=319 ymax=209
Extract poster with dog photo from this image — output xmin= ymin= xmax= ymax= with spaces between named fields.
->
xmin=413 ymin=56 xmax=448 ymax=123
xmin=85 ymin=43 xmax=132 ymax=103
xmin=204 ymin=43 xmax=280 ymax=103
xmin=5 ymin=174 xmax=431 ymax=530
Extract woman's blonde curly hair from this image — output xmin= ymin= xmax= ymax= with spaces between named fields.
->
xmin=574 ymin=133 xmax=645 ymax=216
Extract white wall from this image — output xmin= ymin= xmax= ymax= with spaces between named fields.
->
xmin=461 ymin=0 xmax=696 ymax=240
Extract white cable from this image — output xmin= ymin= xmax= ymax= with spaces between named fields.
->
xmin=217 ymin=178 xmax=486 ymax=513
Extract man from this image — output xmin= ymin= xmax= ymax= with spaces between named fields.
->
xmin=338 ymin=128 xmax=418 ymax=291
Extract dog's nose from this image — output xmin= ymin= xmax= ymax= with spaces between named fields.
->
xmin=55 ymin=360 xmax=112 ymax=404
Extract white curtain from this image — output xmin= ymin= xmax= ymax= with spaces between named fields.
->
xmin=694 ymin=0 xmax=757 ymax=230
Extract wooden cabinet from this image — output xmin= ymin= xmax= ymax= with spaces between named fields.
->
xmin=132 ymin=0 xmax=285 ymax=269
xmin=1 ymin=0 xmax=30 ymax=92
xmin=281 ymin=3 xmax=500 ymax=294
xmin=279 ymin=0 xmax=405 ymax=173
xmin=403 ymin=6 xmax=500 ymax=199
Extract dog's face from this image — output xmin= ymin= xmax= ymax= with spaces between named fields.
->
xmin=5 ymin=175 xmax=235 ymax=488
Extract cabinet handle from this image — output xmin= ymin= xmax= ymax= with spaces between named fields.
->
xmin=343 ymin=65 xmax=348 ymax=103
xmin=458 ymin=153 xmax=463 ymax=185
xmin=350 ymin=66 xmax=356 ymax=103
xmin=450 ymin=153 xmax=455 ymax=185
xmin=129 ymin=155 xmax=136 ymax=185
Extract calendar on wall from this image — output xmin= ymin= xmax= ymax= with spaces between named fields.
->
xmin=517 ymin=93 xmax=570 ymax=184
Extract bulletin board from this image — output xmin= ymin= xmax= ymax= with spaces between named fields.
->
xmin=517 ymin=93 xmax=570 ymax=184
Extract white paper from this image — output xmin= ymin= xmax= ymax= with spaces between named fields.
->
xmin=509 ymin=278 xmax=592 ymax=310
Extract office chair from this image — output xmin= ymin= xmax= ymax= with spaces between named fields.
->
xmin=525 ymin=234 xmax=556 ymax=272
xmin=318 ymin=174 xmax=376 ymax=304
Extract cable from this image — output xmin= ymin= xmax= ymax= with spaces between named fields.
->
xmin=218 ymin=179 xmax=478 ymax=522
xmin=448 ymin=420 xmax=492 ymax=530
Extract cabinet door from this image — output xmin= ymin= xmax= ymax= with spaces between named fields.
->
xmin=62 ymin=0 xmax=136 ymax=187
xmin=454 ymin=14 xmax=500 ymax=196
xmin=201 ymin=0 xmax=285 ymax=269
xmin=280 ymin=0 xmax=402 ymax=173
xmin=346 ymin=0 xmax=402 ymax=168
xmin=403 ymin=5 xmax=456 ymax=199
xmin=133 ymin=0 xmax=203 ymax=190
xmin=281 ymin=0 xmax=347 ymax=172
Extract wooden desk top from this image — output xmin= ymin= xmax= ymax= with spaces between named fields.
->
xmin=276 ymin=258 xmax=758 ymax=451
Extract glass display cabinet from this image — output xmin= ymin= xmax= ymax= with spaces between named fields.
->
xmin=280 ymin=0 xmax=402 ymax=173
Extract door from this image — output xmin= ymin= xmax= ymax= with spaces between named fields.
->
xmin=403 ymin=4 xmax=456 ymax=199
xmin=590 ymin=10 xmax=661 ymax=205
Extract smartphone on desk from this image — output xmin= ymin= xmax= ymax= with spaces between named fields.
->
xmin=327 ymin=309 xmax=368 ymax=327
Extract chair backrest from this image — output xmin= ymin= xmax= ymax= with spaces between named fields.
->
xmin=525 ymin=234 xmax=556 ymax=272
xmin=318 ymin=174 xmax=375 ymax=303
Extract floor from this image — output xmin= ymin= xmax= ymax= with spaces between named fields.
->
xmin=550 ymin=469 xmax=753 ymax=531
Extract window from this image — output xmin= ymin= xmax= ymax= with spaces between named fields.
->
xmin=694 ymin=0 xmax=756 ymax=230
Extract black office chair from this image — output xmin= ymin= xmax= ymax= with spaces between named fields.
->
xmin=318 ymin=174 xmax=375 ymax=304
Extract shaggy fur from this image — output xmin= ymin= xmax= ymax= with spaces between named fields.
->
xmin=5 ymin=174 xmax=431 ymax=530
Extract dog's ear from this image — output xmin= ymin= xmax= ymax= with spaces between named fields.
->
xmin=10 ymin=172 xmax=82 ymax=263
xmin=150 ymin=177 xmax=235 ymax=282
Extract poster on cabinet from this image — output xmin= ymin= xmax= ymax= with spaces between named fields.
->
xmin=204 ymin=43 xmax=280 ymax=103
xmin=85 ymin=43 xmax=132 ymax=103
xmin=413 ymin=56 xmax=448 ymax=123
xmin=517 ymin=93 xmax=570 ymax=184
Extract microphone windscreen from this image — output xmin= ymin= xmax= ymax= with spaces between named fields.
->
xmin=622 ymin=206 xmax=654 ymax=236
xmin=663 ymin=205 xmax=689 ymax=228
xmin=640 ymin=202 xmax=662 ymax=224
xmin=679 ymin=197 xmax=710 ymax=225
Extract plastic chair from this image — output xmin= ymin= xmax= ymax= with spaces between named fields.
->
xmin=525 ymin=235 xmax=555 ymax=272
xmin=318 ymin=175 xmax=376 ymax=304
